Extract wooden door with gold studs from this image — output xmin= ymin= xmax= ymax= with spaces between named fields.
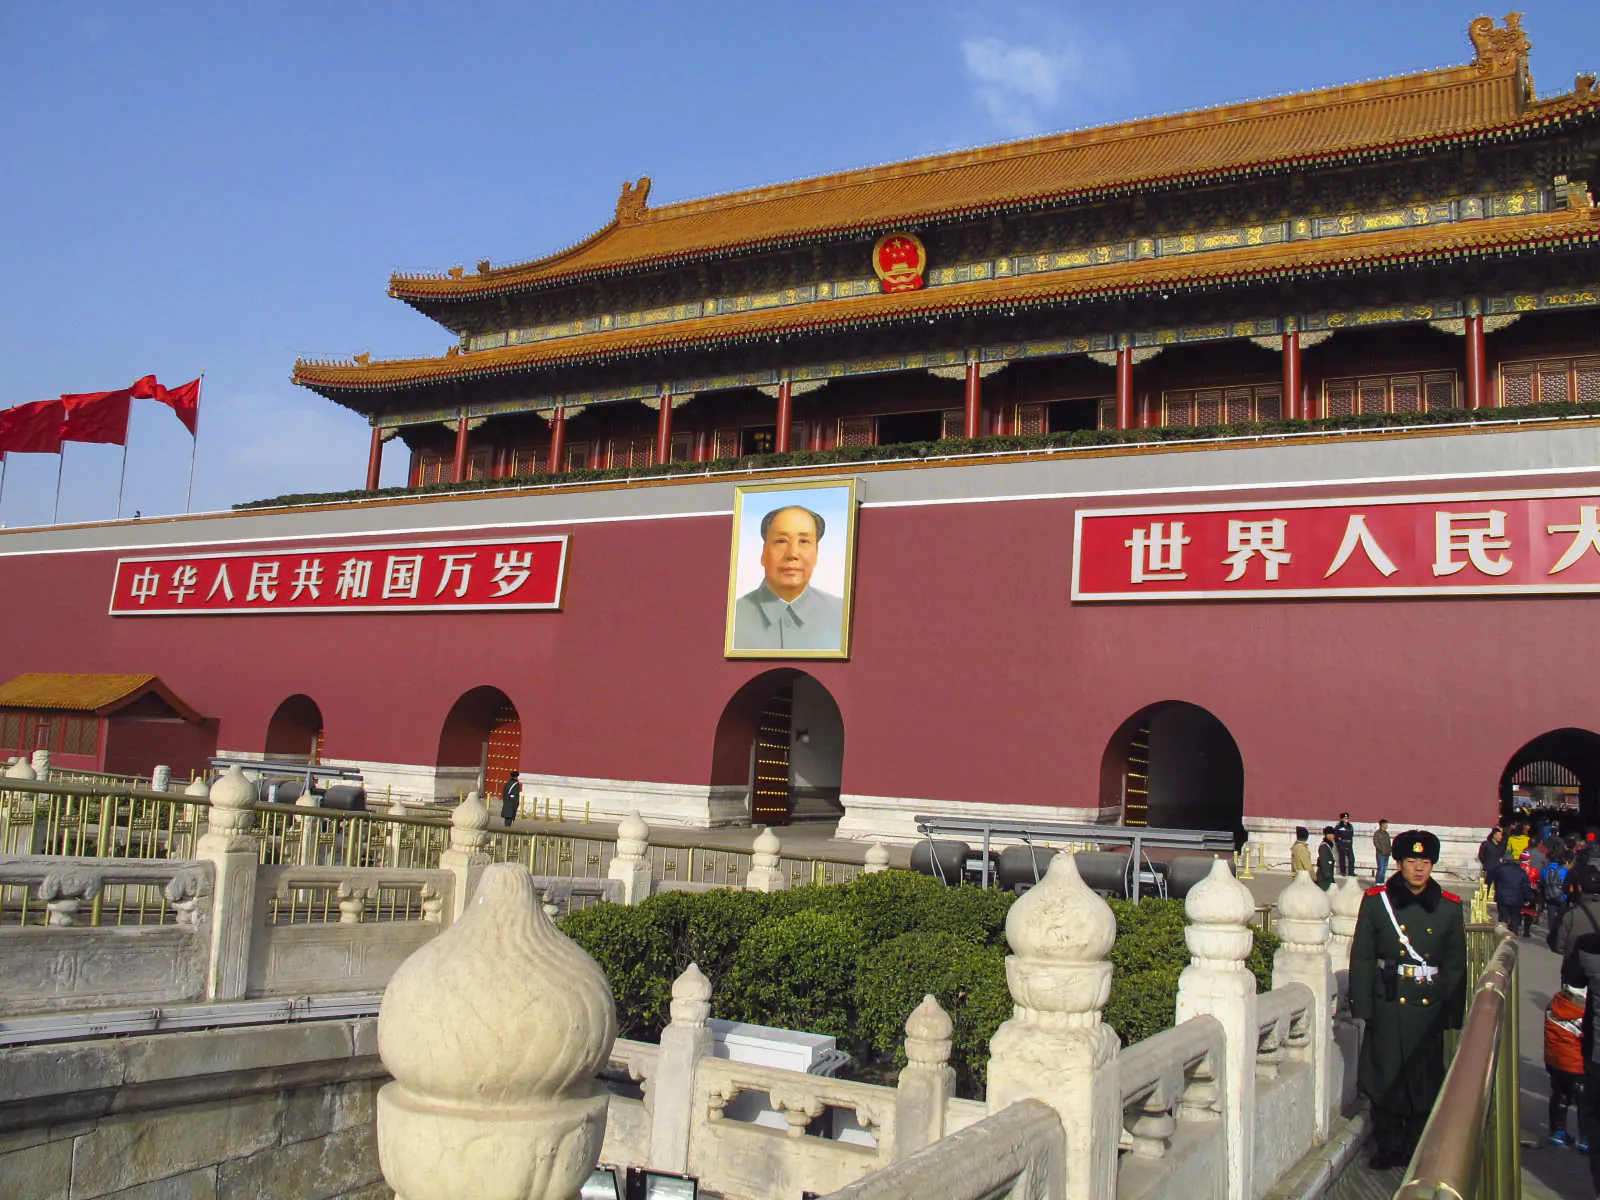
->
xmin=484 ymin=701 xmax=522 ymax=804
xmin=751 ymin=683 xmax=793 ymax=824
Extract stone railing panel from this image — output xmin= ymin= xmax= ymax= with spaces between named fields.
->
xmin=1116 ymin=1014 xmax=1226 ymax=1200
xmin=817 ymin=1098 xmax=1064 ymax=1200
xmin=690 ymin=1056 xmax=894 ymax=1198
xmin=1251 ymin=982 xmax=1318 ymax=1192
xmin=246 ymin=865 xmax=452 ymax=998
xmin=0 ymin=856 xmax=214 ymax=1017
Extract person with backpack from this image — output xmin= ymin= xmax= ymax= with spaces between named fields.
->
xmin=1490 ymin=851 xmax=1533 ymax=932
xmin=1555 ymin=862 xmax=1600 ymax=958
xmin=1546 ymin=980 xmax=1589 ymax=1149
xmin=1546 ymin=853 xmax=1573 ymax=932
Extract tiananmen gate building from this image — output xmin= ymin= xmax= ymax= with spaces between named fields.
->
xmin=3 ymin=14 xmax=1599 ymax=871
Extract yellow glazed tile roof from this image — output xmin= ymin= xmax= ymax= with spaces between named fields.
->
xmin=0 ymin=673 xmax=158 ymax=712
xmin=298 ymin=206 xmax=1600 ymax=392
xmin=388 ymin=25 xmax=1591 ymax=300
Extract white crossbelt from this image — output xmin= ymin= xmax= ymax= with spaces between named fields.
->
xmin=1380 ymin=891 xmax=1439 ymax=982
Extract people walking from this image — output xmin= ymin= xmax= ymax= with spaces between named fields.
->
xmin=1478 ymin=827 xmax=1504 ymax=880
xmin=1490 ymin=850 xmax=1533 ymax=932
xmin=1316 ymin=826 xmax=1337 ymax=890
xmin=1335 ymin=812 xmax=1357 ymax=876
xmin=1553 ymin=862 xmax=1600 ymax=958
xmin=1350 ymin=830 xmax=1467 ymax=1169
xmin=1546 ymin=980 xmax=1589 ymax=1149
xmin=1558 ymin=867 xmax=1600 ymax=1191
xmin=499 ymin=769 xmax=522 ymax=828
xmin=1290 ymin=826 xmax=1313 ymax=877
xmin=1373 ymin=819 xmax=1392 ymax=882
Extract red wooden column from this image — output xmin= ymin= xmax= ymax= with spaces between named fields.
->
xmin=1115 ymin=345 xmax=1135 ymax=430
xmin=1137 ymin=391 xmax=1156 ymax=429
xmin=451 ymin=412 xmax=470 ymax=483
xmin=655 ymin=394 xmax=674 ymax=465
xmin=775 ymin=380 xmax=794 ymax=453
xmin=963 ymin=360 xmax=982 ymax=439
xmin=547 ymin=407 xmax=567 ymax=474
xmin=1282 ymin=330 xmax=1303 ymax=420
xmin=365 ymin=428 xmax=384 ymax=490
xmin=1465 ymin=310 xmax=1489 ymax=409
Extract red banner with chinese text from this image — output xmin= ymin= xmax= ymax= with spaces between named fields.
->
xmin=110 ymin=537 xmax=568 ymax=615
xmin=1072 ymin=489 xmax=1600 ymax=601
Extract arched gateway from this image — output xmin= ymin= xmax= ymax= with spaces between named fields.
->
xmin=1501 ymin=728 xmax=1600 ymax=822
xmin=711 ymin=670 xmax=844 ymax=825
xmin=265 ymin=694 xmax=324 ymax=763
xmin=1101 ymin=701 xmax=1244 ymax=837
xmin=437 ymin=686 xmax=521 ymax=799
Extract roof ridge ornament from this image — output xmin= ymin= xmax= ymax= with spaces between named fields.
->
xmin=1469 ymin=13 xmax=1533 ymax=99
xmin=616 ymin=176 xmax=652 ymax=226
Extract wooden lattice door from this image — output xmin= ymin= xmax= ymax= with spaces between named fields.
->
xmin=751 ymin=683 xmax=793 ymax=824
xmin=484 ymin=701 xmax=522 ymax=802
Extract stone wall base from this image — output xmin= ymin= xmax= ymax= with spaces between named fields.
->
xmin=1243 ymin=816 xmax=1486 ymax=882
xmin=512 ymin=773 xmax=750 ymax=828
xmin=837 ymin=793 xmax=1122 ymax=844
xmin=0 ymin=1018 xmax=389 ymax=1200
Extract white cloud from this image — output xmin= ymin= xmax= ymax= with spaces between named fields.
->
xmin=961 ymin=35 xmax=1082 ymax=136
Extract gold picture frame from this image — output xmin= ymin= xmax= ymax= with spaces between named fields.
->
xmin=724 ymin=479 xmax=859 ymax=660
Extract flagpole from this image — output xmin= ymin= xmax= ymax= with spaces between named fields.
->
xmin=0 ymin=454 xmax=8 ymax=524
xmin=115 ymin=422 xmax=132 ymax=520
xmin=52 ymin=445 xmax=65 ymax=525
xmin=184 ymin=371 xmax=204 ymax=514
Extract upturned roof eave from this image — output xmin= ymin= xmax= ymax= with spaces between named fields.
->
xmin=297 ymin=213 xmax=1600 ymax=406
xmin=387 ymin=97 xmax=1600 ymax=311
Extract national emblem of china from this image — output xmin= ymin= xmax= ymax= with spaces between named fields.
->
xmin=872 ymin=232 xmax=927 ymax=293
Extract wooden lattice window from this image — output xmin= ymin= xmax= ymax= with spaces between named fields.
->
xmin=465 ymin=449 xmax=492 ymax=482
xmin=789 ymin=421 xmax=808 ymax=451
xmin=1015 ymin=403 xmax=1047 ymax=435
xmin=61 ymin=717 xmax=97 ymax=757
xmin=0 ymin=713 xmax=22 ymax=752
xmin=670 ymin=433 xmax=694 ymax=464
xmin=1098 ymin=398 xmax=1117 ymax=430
xmin=33 ymin=717 xmax=56 ymax=752
xmin=610 ymin=436 xmax=655 ymax=469
xmin=1500 ymin=356 xmax=1600 ymax=407
xmin=713 ymin=430 xmax=743 ymax=460
xmin=939 ymin=410 xmax=964 ymax=440
xmin=1319 ymin=371 xmax=1456 ymax=417
xmin=1163 ymin=385 xmax=1281 ymax=427
xmin=564 ymin=441 xmax=592 ymax=471
xmin=837 ymin=417 xmax=875 ymax=448
xmin=508 ymin=446 xmax=546 ymax=476
xmin=414 ymin=452 xmax=451 ymax=486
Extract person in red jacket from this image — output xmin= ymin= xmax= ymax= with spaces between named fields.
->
xmin=1547 ymin=981 xmax=1589 ymax=1148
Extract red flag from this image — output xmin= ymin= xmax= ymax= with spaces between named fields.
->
xmin=61 ymin=389 xmax=133 ymax=445
xmin=129 ymin=375 xmax=160 ymax=400
xmin=0 ymin=399 xmax=66 ymax=454
xmin=153 ymin=377 xmax=201 ymax=435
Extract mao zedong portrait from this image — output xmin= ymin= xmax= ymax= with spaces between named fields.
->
xmin=731 ymin=505 xmax=844 ymax=652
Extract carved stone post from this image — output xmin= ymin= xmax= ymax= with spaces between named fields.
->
xmin=377 ymin=864 xmax=617 ymax=1200
xmin=295 ymin=789 xmax=321 ymax=866
xmin=607 ymin=811 xmax=654 ymax=905
xmin=650 ymin=963 xmax=714 ymax=1174
xmin=5 ymin=758 xmax=35 ymax=781
xmin=194 ymin=765 xmax=258 ymax=1001
xmin=745 ymin=827 xmax=786 ymax=892
xmin=1328 ymin=877 xmax=1365 ymax=1114
xmin=151 ymin=765 xmax=172 ymax=792
xmin=439 ymin=791 xmax=491 ymax=925
xmin=387 ymin=797 xmax=410 ymax=867
xmin=1272 ymin=871 xmax=1336 ymax=1139
xmin=985 ymin=853 xmax=1120 ymax=1200
xmin=894 ymin=995 xmax=956 ymax=1159
xmin=3 ymin=758 xmax=40 ymax=852
xmin=30 ymin=749 xmax=51 ymax=781
xmin=864 ymin=843 xmax=891 ymax=874
xmin=1175 ymin=858 xmax=1258 ymax=1200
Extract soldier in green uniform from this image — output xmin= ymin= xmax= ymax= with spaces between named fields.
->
xmin=1348 ymin=829 xmax=1468 ymax=1169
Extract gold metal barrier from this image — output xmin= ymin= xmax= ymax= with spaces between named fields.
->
xmin=1395 ymin=928 xmax=1519 ymax=1200
xmin=0 ymin=778 xmax=868 ymax=891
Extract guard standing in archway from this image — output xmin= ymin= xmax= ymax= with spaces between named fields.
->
xmin=1348 ymin=830 xmax=1468 ymax=1169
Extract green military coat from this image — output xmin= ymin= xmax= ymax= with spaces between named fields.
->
xmin=1348 ymin=876 xmax=1468 ymax=1116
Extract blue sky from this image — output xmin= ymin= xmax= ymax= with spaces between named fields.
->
xmin=1 ymin=1 xmax=1594 ymax=527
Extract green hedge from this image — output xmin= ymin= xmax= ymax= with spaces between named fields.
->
xmin=558 ymin=872 xmax=1279 ymax=1099
xmin=236 ymin=398 xmax=1600 ymax=511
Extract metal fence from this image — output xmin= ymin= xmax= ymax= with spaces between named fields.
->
xmin=1397 ymin=926 xmax=1519 ymax=1200
xmin=0 ymin=777 xmax=866 ymax=891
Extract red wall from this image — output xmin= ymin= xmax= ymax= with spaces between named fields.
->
xmin=4 ymin=469 xmax=1600 ymax=832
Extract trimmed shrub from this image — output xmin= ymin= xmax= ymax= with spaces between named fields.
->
xmin=854 ymin=931 xmax=1010 ymax=1096
xmin=719 ymin=910 xmax=867 ymax=1049
xmin=558 ymin=900 xmax=681 ymax=1039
